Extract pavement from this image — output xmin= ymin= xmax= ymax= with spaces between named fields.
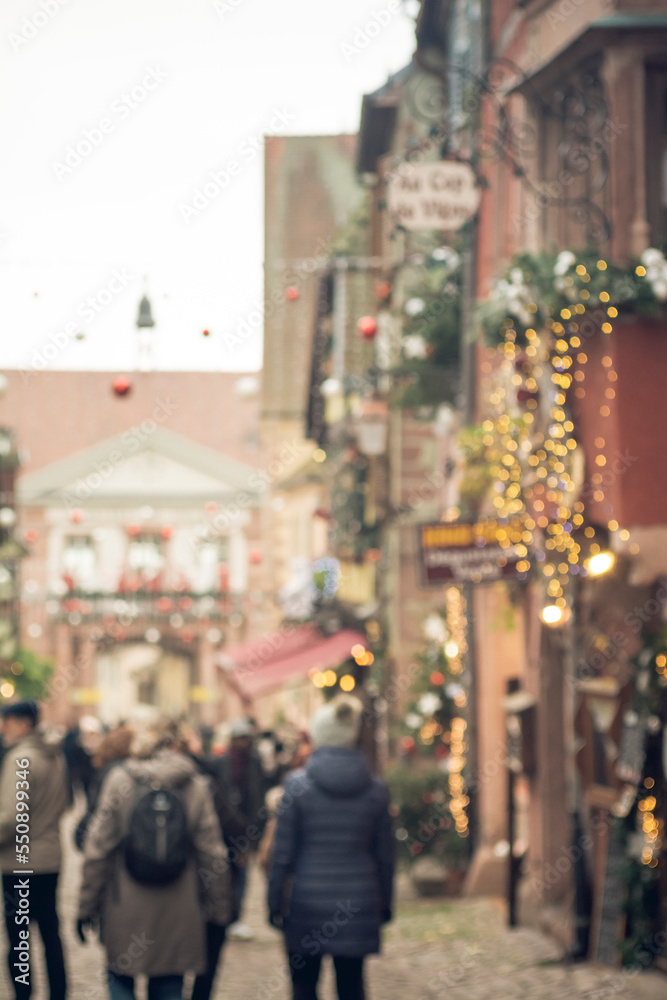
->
xmin=1 ymin=809 xmax=665 ymax=999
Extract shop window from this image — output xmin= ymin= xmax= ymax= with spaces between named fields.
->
xmin=62 ymin=535 xmax=96 ymax=590
xmin=127 ymin=533 xmax=163 ymax=584
xmin=195 ymin=537 xmax=229 ymax=592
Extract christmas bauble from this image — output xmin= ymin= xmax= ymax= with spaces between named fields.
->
xmin=112 ymin=375 xmax=131 ymax=397
xmin=357 ymin=316 xmax=377 ymax=339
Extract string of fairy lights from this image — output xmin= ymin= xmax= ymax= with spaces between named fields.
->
xmin=480 ymin=257 xmax=641 ymax=622
xmin=486 ymin=255 xmax=667 ymax=874
xmin=639 ymin=778 xmax=663 ymax=869
xmin=444 ymin=586 xmax=470 ymax=839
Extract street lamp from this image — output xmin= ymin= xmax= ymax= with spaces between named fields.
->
xmin=355 ymin=399 xmax=389 ymax=456
xmin=585 ymin=551 xmax=616 ymax=577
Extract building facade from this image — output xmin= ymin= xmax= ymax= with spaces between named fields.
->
xmin=0 ymin=370 xmax=269 ymax=727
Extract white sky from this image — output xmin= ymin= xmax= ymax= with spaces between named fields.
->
xmin=0 ymin=0 xmax=417 ymax=373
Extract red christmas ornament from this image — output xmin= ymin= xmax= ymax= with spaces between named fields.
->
xmin=430 ymin=671 xmax=445 ymax=686
xmin=160 ymin=525 xmax=173 ymax=539
xmin=179 ymin=596 xmax=194 ymax=611
xmin=285 ymin=286 xmax=300 ymax=301
xmin=203 ymin=329 xmax=211 ymax=337
xmin=112 ymin=375 xmax=131 ymax=397
xmin=357 ymin=316 xmax=377 ymax=339
xmin=248 ymin=549 xmax=262 ymax=565
xmin=69 ymin=509 xmax=83 ymax=524
xmin=157 ymin=596 xmax=172 ymax=612
xmin=181 ymin=628 xmax=194 ymax=643
xmin=126 ymin=523 xmax=140 ymax=536
xmin=25 ymin=529 xmax=38 ymax=544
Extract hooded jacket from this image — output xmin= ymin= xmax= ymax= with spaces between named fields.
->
xmin=267 ymin=746 xmax=395 ymax=957
xmin=78 ymin=750 xmax=233 ymax=977
xmin=0 ymin=730 xmax=71 ymax=873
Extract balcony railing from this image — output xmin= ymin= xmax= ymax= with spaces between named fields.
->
xmin=45 ymin=590 xmax=244 ymax=626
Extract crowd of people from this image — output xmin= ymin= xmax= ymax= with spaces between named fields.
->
xmin=0 ymin=695 xmax=395 ymax=1000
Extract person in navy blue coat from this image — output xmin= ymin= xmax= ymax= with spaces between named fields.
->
xmin=267 ymin=695 xmax=395 ymax=1000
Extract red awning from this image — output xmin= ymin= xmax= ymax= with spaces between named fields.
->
xmin=216 ymin=624 xmax=366 ymax=698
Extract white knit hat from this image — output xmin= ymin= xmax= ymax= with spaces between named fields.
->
xmin=310 ymin=695 xmax=363 ymax=749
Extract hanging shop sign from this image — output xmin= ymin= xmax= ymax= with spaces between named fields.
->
xmin=418 ymin=519 xmax=530 ymax=586
xmin=189 ymin=685 xmax=221 ymax=704
xmin=387 ymin=161 xmax=481 ymax=231
xmin=68 ymin=687 xmax=102 ymax=705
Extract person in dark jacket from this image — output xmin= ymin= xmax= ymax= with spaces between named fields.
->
xmin=208 ymin=718 xmax=266 ymax=940
xmin=181 ymin=726 xmax=248 ymax=1000
xmin=62 ymin=716 xmax=101 ymax=807
xmin=73 ymin=724 xmax=133 ymax=852
xmin=0 ymin=700 xmax=72 ymax=1000
xmin=267 ymin=695 xmax=395 ymax=1000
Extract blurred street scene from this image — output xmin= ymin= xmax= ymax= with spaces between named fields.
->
xmin=1 ymin=0 xmax=667 ymax=997
xmin=0 ymin=813 xmax=662 ymax=999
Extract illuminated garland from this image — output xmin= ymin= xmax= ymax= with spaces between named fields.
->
xmin=476 ymin=254 xmax=644 ymax=618
xmin=445 ymin=586 xmax=470 ymax=839
xmin=480 ymin=248 xmax=667 ymax=346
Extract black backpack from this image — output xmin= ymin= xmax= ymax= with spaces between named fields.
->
xmin=123 ymin=774 xmax=191 ymax=886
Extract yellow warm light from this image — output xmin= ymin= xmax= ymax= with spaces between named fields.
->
xmin=312 ymin=672 xmax=326 ymax=689
xmin=351 ymin=644 xmax=365 ymax=658
xmin=313 ymin=449 xmax=327 ymax=463
xmin=339 ymin=675 xmax=356 ymax=692
xmin=540 ymin=604 xmax=563 ymax=626
xmin=0 ymin=682 xmax=15 ymax=698
xmin=586 ymin=551 xmax=616 ymax=576
xmin=323 ymin=670 xmax=338 ymax=687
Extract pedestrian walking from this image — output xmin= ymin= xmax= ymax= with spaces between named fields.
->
xmin=258 ymin=732 xmax=312 ymax=872
xmin=77 ymin=715 xmax=234 ymax=1000
xmin=73 ymin=722 xmax=133 ymax=852
xmin=62 ymin=715 xmax=102 ymax=807
xmin=0 ymin=699 xmax=72 ymax=1000
xmin=207 ymin=717 xmax=267 ymax=940
xmin=181 ymin=723 xmax=249 ymax=1000
xmin=267 ymin=695 xmax=395 ymax=1000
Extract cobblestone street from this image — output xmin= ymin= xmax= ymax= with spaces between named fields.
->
xmin=1 ymin=812 xmax=664 ymax=1000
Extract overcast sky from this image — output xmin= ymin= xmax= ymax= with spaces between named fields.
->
xmin=0 ymin=0 xmax=416 ymax=374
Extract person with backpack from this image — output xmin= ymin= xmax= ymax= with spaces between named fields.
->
xmin=267 ymin=695 xmax=395 ymax=1000
xmin=76 ymin=715 xmax=234 ymax=1000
